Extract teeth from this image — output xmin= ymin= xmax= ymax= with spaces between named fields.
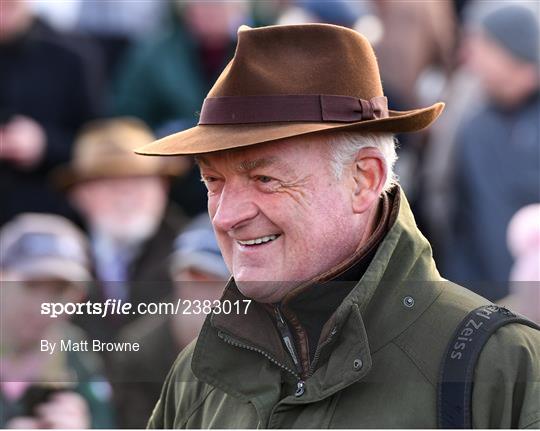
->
xmin=238 ymin=234 xmax=278 ymax=246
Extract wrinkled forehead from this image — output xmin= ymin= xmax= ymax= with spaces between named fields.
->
xmin=195 ymin=136 xmax=329 ymax=173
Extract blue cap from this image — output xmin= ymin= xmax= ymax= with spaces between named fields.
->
xmin=0 ymin=213 xmax=91 ymax=283
xmin=482 ymin=5 xmax=539 ymax=64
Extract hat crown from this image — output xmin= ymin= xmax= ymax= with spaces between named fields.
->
xmin=134 ymin=23 xmax=444 ymax=157
xmin=73 ymin=118 xmax=156 ymax=171
xmin=208 ymin=23 xmax=384 ymax=99
xmin=54 ymin=117 xmax=187 ymax=189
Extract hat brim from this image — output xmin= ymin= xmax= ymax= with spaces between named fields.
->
xmin=52 ymin=158 xmax=189 ymax=190
xmin=135 ymin=103 xmax=444 ymax=156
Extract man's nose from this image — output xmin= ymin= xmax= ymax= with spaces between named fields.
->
xmin=211 ymin=183 xmax=258 ymax=232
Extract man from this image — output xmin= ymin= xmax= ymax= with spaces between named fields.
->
xmin=136 ymin=24 xmax=540 ymax=428
xmin=442 ymin=5 xmax=540 ymax=300
xmin=0 ymin=213 xmax=113 ymax=428
xmin=54 ymin=117 xmax=188 ymax=342
xmin=0 ymin=0 xmax=103 ymax=226
xmin=111 ymin=214 xmax=228 ymax=428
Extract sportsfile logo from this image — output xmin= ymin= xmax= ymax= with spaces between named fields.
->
xmin=450 ymin=305 xmax=513 ymax=360
xmin=40 ymin=298 xmax=252 ymax=318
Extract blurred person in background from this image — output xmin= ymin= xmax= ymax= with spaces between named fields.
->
xmin=372 ymin=0 xmax=457 ymax=207
xmin=501 ymin=204 xmax=540 ymax=324
xmin=419 ymin=0 xmax=536 ymax=259
xmin=0 ymin=0 xmax=104 ymax=227
xmin=53 ymin=117 xmax=188 ymax=343
xmin=374 ymin=0 xmax=456 ymax=111
xmin=419 ymin=2 xmax=487 ymax=259
xmin=111 ymin=1 xmax=251 ymax=217
xmin=111 ymin=214 xmax=228 ymax=428
xmin=442 ymin=5 xmax=540 ymax=300
xmin=0 ymin=213 xmax=113 ymax=429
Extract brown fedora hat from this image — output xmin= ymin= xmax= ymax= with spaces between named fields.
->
xmin=53 ymin=117 xmax=187 ymax=189
xmin=135 ymin=23 xmax=444 ymax=156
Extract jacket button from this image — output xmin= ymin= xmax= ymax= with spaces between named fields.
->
xmin=403 ymin=296 xmax=415 ymax=308
xmin=353 ymin=358 xmax=363 ymax=371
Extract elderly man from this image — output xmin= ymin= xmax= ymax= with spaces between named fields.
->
xmin=136 ymin=24 xmax=540 ymax=428
xmin=54 ymin=117 xmax=187 ymax=342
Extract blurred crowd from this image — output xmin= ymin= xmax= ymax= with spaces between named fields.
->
xmin=1 ymin=0 xmax=539 ymax=428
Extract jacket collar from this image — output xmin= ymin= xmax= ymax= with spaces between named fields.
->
xmin=192 ymin=186 xmax=443 ymax=403
xmin=278 ymin=191 xmax=392 ymax=369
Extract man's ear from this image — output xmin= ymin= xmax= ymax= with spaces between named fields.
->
xmin=351 ymin=147 xmax=387 ymax=214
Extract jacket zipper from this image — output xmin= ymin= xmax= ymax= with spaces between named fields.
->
xmin=218 ymin=330 xmax=306 ymax=397
xmin=274 ymin=305 xmax=303 ymax=374
xmin=274 ymin=305 xmax=307 ymax=396
xmin=217 ymin=330 xmax=301 ymax=381
xmin=308 ymin=326 xmax=338 ymax=378
xmin=274 ymin=305 xmax=339 ymax=380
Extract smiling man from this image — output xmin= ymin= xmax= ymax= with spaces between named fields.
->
xmin=195 ymin=135 xmax=388 ymax=303
xmin=136 ymin=24 xmax=540 ymax=429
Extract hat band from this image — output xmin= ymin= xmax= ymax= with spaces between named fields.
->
xmin=198 ymin=95 xmax=388 ymax=125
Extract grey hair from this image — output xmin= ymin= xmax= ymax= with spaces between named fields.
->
xmin=326 ymin=132 xmax=398 ymax=193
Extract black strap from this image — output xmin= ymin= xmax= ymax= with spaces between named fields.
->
xmin=437 ymin=305 xmax=540 ymax=429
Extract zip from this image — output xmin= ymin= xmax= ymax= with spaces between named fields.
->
xmin=218 ymin=330 xmax=306 ymax=397
xmin=308 ymin=326 xmax=338 ymax=378
xmin=274 ymin=306 xmax=307 ymax=397
xmin=273 ymin=306 xmax=339 ymax=378
xmin=217 ymin=330 xmax=300 ymax=380
xmin=274 ymin=305 xmax=303 ymax=375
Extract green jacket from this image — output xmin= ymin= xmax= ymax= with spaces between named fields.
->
xmin=148 ymin=190 xmax=540 ymax=429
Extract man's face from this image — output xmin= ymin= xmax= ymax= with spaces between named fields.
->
xmin=70 ymin=176 xmax=167 ymax=242
xmin=464 ymin=31 xmax=538 ymax=107
xmin=198 ymin=137 xmax=363 ymax=303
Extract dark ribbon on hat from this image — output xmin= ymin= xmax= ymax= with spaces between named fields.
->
xmin=198 ymin=95 xmax=389 ymax=125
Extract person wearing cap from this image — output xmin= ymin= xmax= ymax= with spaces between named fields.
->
xmin=135 ymin=24 xmax=540 ymax=428
xmin=0 ymin=213 xmax=113 ymax=429
xmin=110 ymin=214 xmax=228 ymax=428
xmin=442 ymin=5 xmax=540 ymax=300
xmin=54 ymin=117 xmax=189 ymax=343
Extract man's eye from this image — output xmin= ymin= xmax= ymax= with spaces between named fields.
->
xmin=201 ymin=176 xmax=217 ymax=183
xmin=256 ymin=176 xmax=273 ymax=183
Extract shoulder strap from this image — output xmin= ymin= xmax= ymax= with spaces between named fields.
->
xmin=437 ymin=305 xmax=540 ymax=429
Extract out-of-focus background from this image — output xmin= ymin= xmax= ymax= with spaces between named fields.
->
xmin=1 ymin=0 xmax=539 ymax=428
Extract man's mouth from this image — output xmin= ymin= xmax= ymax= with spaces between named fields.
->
xmin=237 ymin=234 xmax=280 ymax=246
